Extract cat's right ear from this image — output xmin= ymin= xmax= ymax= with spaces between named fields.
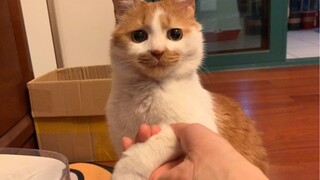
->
xmin=112 ymin=0 xmax=141 ymax=23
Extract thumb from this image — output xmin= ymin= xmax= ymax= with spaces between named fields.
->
xmin=158 ymin=158 xmax=194 ymax=180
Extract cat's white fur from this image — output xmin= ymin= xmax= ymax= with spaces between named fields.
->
xmin=107 ymin=5 xmax=218 ymax=179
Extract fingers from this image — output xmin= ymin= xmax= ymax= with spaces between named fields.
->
xmin=150 ymin=157 xmax=183 ymax=180
xmin=151 ymin=125 xmax=161 ymax=135
xmin=122 ymin=124 xmax=150 ymax=151
xmin=170 ymin=123 xmax=188 ymax=136
xmin=170 ymin=123 xmax=221 ymax=153
xmin=122 ymin=124 xmax=162 ymax=151
xmin=136 ymin=124 xmax=161 ymax=142
xmin=136 ymin=124 xmax=151 ymax=142
xmin=171 ymin=122 xmax=220 ymax=140
xmin=122 ymin=137 xmax=133 ymax=151
xmin=157 ymin=159 xmax=193 ymax=180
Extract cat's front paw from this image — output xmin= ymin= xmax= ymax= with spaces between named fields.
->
xmin=111 ymin=154 xmax=149 ymax=180
xmin=112 ymin=170 xmax=145 ymax=180
xmin=112 ymin=127 xmax=180 ymax=180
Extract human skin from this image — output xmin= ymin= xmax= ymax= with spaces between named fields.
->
xmin=122 ymin=123 xmax=268 ymax=180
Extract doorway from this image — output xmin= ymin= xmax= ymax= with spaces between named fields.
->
xmin=287 ymin=0 xmax=320 ymax=59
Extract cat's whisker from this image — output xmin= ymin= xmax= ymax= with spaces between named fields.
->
xmin=112 ymin=60 xmax=137 ymax=70
xmin=199 ymin=63 xmax=210 ymax=72
xmin=181 ymin=61 xmax=210 ymax=82
xmin=114 ymin=59 xmax=136 ymax=66
xmin=199 ymin=65 xmax=211 ymax=82
xmin=199 ymin=71 xmax=210 ymax=84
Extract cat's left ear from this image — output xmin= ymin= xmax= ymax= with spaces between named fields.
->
xmin=172 ymin=0 xmax=196 ymax=16
xmin=112 ymin=0 xmax=142 ymax=23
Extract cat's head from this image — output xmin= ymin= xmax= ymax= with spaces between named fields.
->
xmin=110 ymin=0 xmax=203 ymax=80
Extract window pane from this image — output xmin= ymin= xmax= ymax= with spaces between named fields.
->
xmin=196 ymin=0 xmax=269 ymax=54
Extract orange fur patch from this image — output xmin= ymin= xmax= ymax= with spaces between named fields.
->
xmin=212 ymin=93 xmax=268 ymax=173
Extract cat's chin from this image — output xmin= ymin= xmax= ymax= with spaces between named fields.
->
xmin=134 ymin=64 xmax=173 ymax=80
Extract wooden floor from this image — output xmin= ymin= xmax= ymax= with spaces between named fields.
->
xmin=200 ymin=65 xmax=319 ymax=180
xmin=99 ymin=65 xmax=319 ymax=179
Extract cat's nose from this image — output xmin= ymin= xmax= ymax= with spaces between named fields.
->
xmin=150 ymin=50 xmax=164 ymax=60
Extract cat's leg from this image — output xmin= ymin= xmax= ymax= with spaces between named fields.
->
xmin=111 ymin=125 xmax=181 ymax=180
xmin=109 ymin=131 xmax=125 ymax=158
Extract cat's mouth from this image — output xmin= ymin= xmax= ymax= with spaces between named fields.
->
xmin=137 ymin=50 xmax=180 ymax=68
xmin=134 ymin=51 xmax=180 ymax=78
xmin=137 ymin=57 xmax=177 ymax=68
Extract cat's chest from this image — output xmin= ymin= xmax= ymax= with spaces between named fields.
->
xmin=111 ymin=80 xmax=210 ymax=124
xmin=123 ymin=85 xmax=188 ymax=122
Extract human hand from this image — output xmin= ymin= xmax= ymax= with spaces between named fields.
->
xmin=150 ymin=123 xmax=235 ymax=180
xmin=122 ymin=124 xmax=161 ymax=151
xmin=122 ymin=123 xmax=268 ymax=180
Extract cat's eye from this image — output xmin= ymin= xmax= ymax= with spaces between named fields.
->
xmin=131 ymin=30 xmax=148 ymax=43
xmin=167 ymin=28 xmax=183 ymax=41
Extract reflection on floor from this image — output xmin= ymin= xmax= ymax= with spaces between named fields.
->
xmin=287 ymin=29 xmax=320 ymax=59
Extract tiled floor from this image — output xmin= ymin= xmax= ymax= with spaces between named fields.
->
xmin=287 ymin=29 xmax=320 ymax=59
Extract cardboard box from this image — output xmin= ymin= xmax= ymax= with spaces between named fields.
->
xmin=27 ymin=65 xmax=117 ymax=162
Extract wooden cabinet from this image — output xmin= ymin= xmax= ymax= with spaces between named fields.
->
xmin=0 ymin=0 xmax=36 ymax=148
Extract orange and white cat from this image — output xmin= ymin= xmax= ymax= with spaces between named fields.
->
xmin=106 ymin=0 xmax=267 ymax=179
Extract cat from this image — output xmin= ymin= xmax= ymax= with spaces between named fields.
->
xmin=106 ymin=0 xmax=267 ymax=179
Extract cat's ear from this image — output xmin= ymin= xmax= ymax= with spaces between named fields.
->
xmin=112 ymin=0 xmax=142 ymax=23
xmin=171 ymin=0 xmax=196 ymax=17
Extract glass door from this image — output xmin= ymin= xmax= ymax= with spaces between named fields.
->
xmin=197 ymin=0 xmax=288 ymax=70
xmin=287 ymin=0 xmax=320 ymax=60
